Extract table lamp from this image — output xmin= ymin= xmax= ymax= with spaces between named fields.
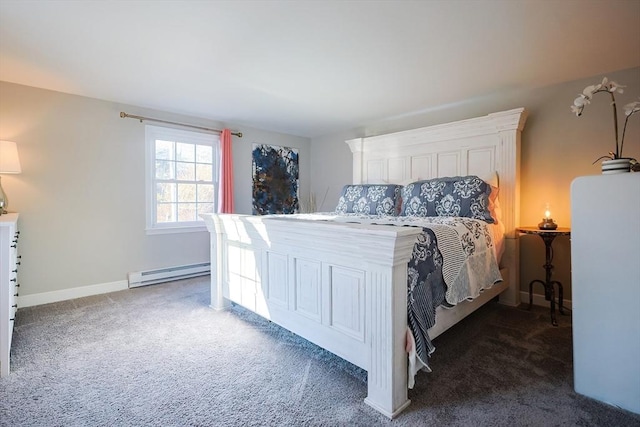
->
xmin=538 ymin=203 xmax=558 ymax=230
xmin=0 ymin=140 xmax=22 ymax=215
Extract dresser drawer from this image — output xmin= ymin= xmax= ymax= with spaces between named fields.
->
xmin=1 ymin=213 xmax=20 ymax=377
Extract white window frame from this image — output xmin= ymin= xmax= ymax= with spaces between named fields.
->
xmin=145 ymin=125 xmax=219 ymax=235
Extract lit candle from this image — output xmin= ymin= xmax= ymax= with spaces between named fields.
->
xmin=538 ymin=203 xmax=558 ymax=230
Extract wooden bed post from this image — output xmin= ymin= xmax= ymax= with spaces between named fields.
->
xmin=364 ymin=260 xmax=413 ymax=419
xmin=490 ymin=108 xmax=528 ymax=307
xmin=346 ymin=138 xmax=364 ymax=184
xmin=202 ymin=214 xmax=231 ymax=311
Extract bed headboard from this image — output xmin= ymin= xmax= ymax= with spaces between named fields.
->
xmin=345 ymin=108 xmax=527 ymax=238
xmin=345 ymin=108 xmax=528 ymax=306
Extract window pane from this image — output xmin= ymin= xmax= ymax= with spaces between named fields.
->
xmin=176 ymin=142 xmax=195 ymax=162
xmin=177 ymin=203 xmax=197 ymax=221
xmin=197 ymin=184 xmax=214 ymax=202
xmin=147 ymin=125 xmax=219 ymax=230
xmin=155 ymin=160 xmax=175 ymax=179
xmin=198 ymin=203 xmax=214 ymax=214
xmin=178 ymin=183 xmax=196 ymax=202
xmin=176 ymin=162 xmax=195 ymax=181
xmin=155 ymin=140 xmax=174 ymax=160
xmin=196 ymin=164 xmax=212 ymax=182
xmin=157 ymin=203 xmax=175 ymax=223
xmin=196 ymin=145 xmax=213 ymax=163
xmin=157 ymin=183 xmax=176 ymax=203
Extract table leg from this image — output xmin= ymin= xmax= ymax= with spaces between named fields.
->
xmin=541 ymin=234 xmax=560 ymax=326
xmin=552 ymin=280 xmax=566 ymax=315
xmin=528 ymin=278 xmax=559 ymax=326
xmin=528 ymin=279 xmax=545 ymax=310
xmin=548 ymin=283 xmax=558 ymax=327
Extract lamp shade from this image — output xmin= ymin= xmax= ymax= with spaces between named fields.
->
xmin=0 ymin=140 xmax=22 ymax=174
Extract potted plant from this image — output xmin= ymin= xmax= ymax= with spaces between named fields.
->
xmin=571 ymin=77 xmax=640 ymax=173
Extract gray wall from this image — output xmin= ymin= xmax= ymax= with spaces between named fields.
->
xmin=309 ymin=67 xmax=640 ymax=302
xmin=0 ymin=81 xmax=310 ymax=296
xmin=2 ymin=67 xmax=639 ymax=302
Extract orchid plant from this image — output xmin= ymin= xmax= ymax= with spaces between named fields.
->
xmin=571 ymin=77 xmax=640 ymax=162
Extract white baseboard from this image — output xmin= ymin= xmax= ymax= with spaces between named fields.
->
xmin=17 ymin=280 xmax=129 ymax=308
xmin=17 ymin=282 xmax=572 ymax=312
xmin=519 ymin=290 xmax=572 ymax=311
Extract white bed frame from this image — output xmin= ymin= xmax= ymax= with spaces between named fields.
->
xmin=202 ymin=107 xmax=527 ymax=419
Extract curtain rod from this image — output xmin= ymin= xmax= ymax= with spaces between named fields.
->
xmin=119 ymin=112 xmax=243 ymax=138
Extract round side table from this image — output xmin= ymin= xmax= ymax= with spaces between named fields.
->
xmin=517 ymin=227 xmax=571 ymax=326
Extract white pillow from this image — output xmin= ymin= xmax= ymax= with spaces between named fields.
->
xmin=481 ymin=171 xmax=502 ymax=225
xmin=481 ymin=171 xmax=499 ymax=188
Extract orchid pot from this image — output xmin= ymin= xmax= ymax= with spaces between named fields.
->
xmin=601 ymin=157 xmax=632 ymax=174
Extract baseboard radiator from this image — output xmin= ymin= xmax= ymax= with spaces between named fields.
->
xmin=128 ymin=262 xmax=210 ymax=288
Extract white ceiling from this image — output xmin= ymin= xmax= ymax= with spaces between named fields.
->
xmin=1 ymin=0 xmax=639 ymax=138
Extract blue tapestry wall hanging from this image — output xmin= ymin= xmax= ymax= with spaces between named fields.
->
xmin=252 ymin=144 xmax=299 ymax=215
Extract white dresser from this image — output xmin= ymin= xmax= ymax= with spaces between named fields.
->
xmin=571 ymin=174 xmax=640 ymax=415
xmin=0 ymin=213 xmax=19 ymax=377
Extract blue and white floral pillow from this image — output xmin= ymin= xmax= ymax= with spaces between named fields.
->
xmin=335 ymin=184 xmax=402 ymax=216
xmin=400 ymin=176 xmax=496 ymax=223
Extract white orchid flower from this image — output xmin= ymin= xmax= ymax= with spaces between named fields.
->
xmin=623 ymin=100 xmax=640 ymax=116
xmin=608 ymin=80 xmax=625 ymax=93
xmin=571 ymin=77 xmax=638 ymax=161
xmin=571 ymin=96 xmax=588 ymax=115
xmin=583 ymin=85 xmax=598 ymax=98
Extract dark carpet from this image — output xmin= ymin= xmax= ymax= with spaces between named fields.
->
xmin=1 ymin=277 xmax=638 ymax=426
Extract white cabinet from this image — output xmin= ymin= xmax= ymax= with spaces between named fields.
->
xmin=0 ymin=213 xmax=19 ymax=377
xmin=571 ymin=174 xmax=640 ymax=415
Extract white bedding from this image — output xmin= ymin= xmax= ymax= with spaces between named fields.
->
xmin=283 ymin=212 xmax=505 ymax=265
xmin=282 ymin=212 xmax=504 ymax=290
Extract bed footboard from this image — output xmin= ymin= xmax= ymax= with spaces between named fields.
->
xmin=202 ymin=213 xmax=423 ymax=418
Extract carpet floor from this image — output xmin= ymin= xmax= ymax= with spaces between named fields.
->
xmin=1 ymin=277 xmax=638 ymax=427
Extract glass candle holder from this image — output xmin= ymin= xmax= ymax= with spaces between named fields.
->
xmin=538 ymin=204 xmax=558 ymax=230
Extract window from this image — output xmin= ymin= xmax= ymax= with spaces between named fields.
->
xmin=145 ymin=125 xmax=219 ymax=234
